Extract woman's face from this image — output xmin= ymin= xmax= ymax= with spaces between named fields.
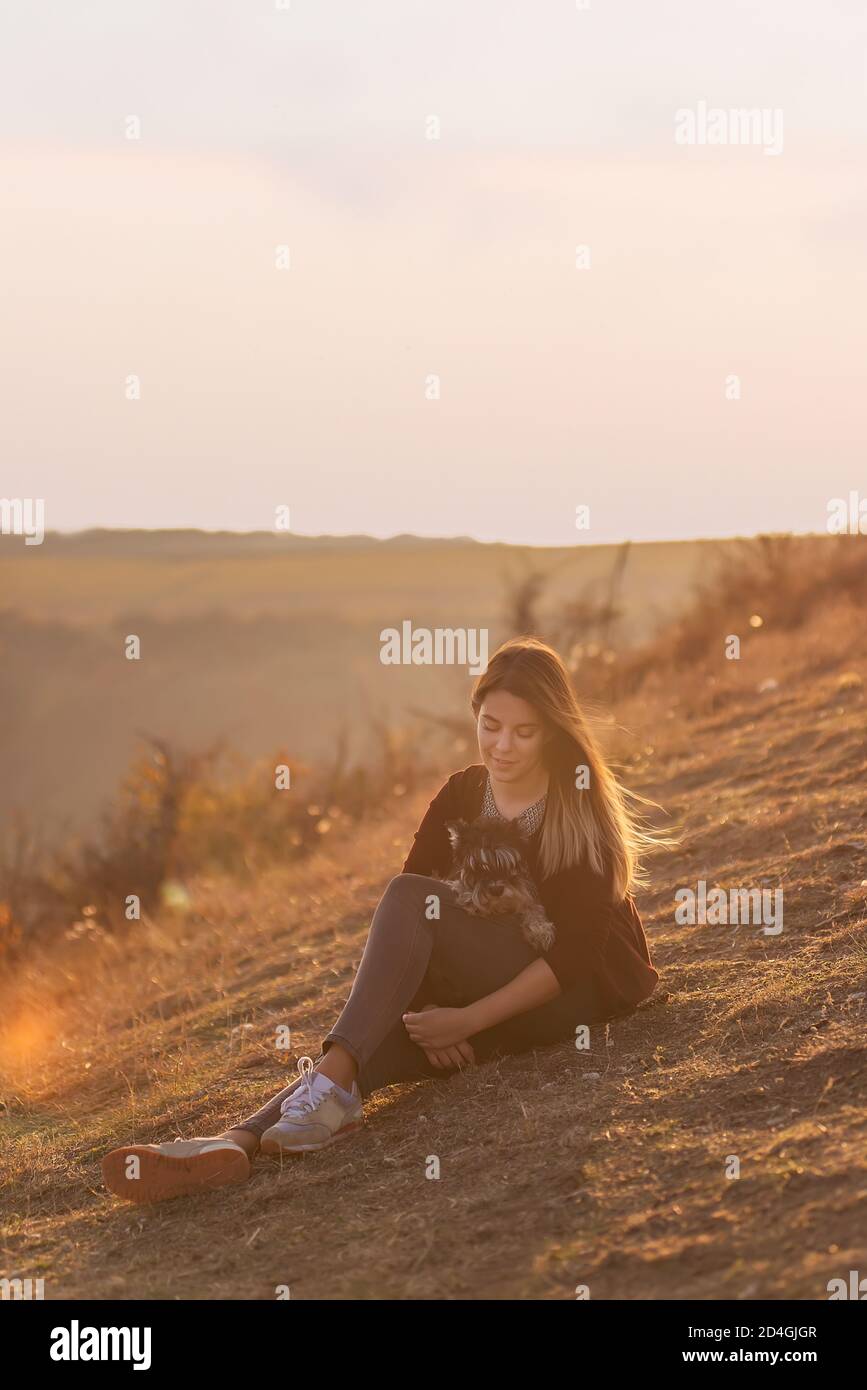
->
xmin=477 ymin=688 xmax=548 ymax=782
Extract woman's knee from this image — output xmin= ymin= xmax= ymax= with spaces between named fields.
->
xmin=379 ymin=874 xmax=449 ymax=925
xmin=383 ymin=872 xmax=444 ymax=902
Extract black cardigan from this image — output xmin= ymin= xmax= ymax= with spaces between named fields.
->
xmin=401 ymin=763 xmax=658 ymax=1010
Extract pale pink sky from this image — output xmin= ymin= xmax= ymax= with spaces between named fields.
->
xmin=1 ymin=1 xmax=865 ymax=545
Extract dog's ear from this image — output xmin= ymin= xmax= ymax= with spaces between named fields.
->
xmin=446 ymin=819 xmax=468 ymax=853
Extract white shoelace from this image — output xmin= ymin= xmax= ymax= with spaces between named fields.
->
xmin=280 ymin=1055 xmax=324 ymax=1117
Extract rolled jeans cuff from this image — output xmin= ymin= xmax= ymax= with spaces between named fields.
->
xmin=321 ymin=1031 xmax=362 ymax=1068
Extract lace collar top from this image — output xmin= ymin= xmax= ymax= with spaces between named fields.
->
xmin=481 ymin=770 xmax=547 ymax=837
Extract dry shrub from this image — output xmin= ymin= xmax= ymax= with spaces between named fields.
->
xmin=0 ymin=723 xmax=435 ymax=963
xmin=572 ymin=533 xmax=866 ymax=701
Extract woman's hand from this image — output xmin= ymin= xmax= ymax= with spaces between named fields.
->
xmin=411 ymin=1004 xmax=474 ymax=1071
xmin=402 ymin=1004 xmax=476 ymax=1066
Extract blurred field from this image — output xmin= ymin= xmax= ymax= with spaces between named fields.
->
xmin=0 ymin=529 xmax=743 ymax=841
xmin=1 ymin=566 xmax=865 ymax=1300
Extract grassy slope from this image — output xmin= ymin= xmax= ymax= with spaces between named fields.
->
xmin=1 ymin=595 xmax=866 ymax=1301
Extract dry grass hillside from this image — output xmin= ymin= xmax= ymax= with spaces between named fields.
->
xmin=1 ymin=590 xmax=866 ymax=1300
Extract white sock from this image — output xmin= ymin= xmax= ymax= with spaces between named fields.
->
xmin=310 ymin=1071 xmax=356 ymax=1104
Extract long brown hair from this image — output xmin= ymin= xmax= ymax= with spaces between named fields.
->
xmin=471 ymin=636 xmax=670 ymax=896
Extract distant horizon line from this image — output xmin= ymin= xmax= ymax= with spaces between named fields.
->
xmin=40 ymin=524 xmax=827 ymax=550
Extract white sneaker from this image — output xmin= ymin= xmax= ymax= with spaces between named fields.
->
xmin=259 ymin=1056 xmax=363 ymax=1155
xmin=102 ymin=1137 xmax=250 ymax=1204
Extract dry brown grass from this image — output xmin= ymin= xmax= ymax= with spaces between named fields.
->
xmin=1 ymin=592 xmax=866 ymax=1300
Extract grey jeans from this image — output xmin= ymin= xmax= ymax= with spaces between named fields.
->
xmin=234 ymin=872 xmax=611 ymax=1134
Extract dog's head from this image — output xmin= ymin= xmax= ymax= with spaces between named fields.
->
xmin=446 ymin=816 xmax=537 ymax=916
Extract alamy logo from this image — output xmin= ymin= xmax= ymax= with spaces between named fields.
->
xmin=675 ymin=101 xmax=784 ymax=156
xmin=0 ymin=1276 xmax=44 ymax=1299
xmin=827 ymin=1270 xmax=867 ymax=1299
xmin=380 ymin=622 xmax=488 ymax=675
xmin=826 ymin=491 xmax=867 ymax=535
xmin=0 ymin=497 xmax=45 ymax=545
xmin=49 ymin=1320 xmax=152 ymax=1370
xmin=675 ymin=880 xmax=783 ymax=935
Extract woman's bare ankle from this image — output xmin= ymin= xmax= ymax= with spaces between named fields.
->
xmin=220 ymin=1127 xmax=260 ymax=1158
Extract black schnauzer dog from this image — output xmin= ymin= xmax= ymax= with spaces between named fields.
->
xmin=444 ymin=816 xmax=556 ymax=953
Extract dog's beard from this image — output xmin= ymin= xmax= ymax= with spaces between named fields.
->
xmin=447 ymin=870 xmax=556 ymax=951
xmin=454 ymin=877 xmax=536 ymax=917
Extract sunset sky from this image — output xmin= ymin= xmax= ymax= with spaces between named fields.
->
xmin=2 ymin=0 xmax=865 ymax=545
